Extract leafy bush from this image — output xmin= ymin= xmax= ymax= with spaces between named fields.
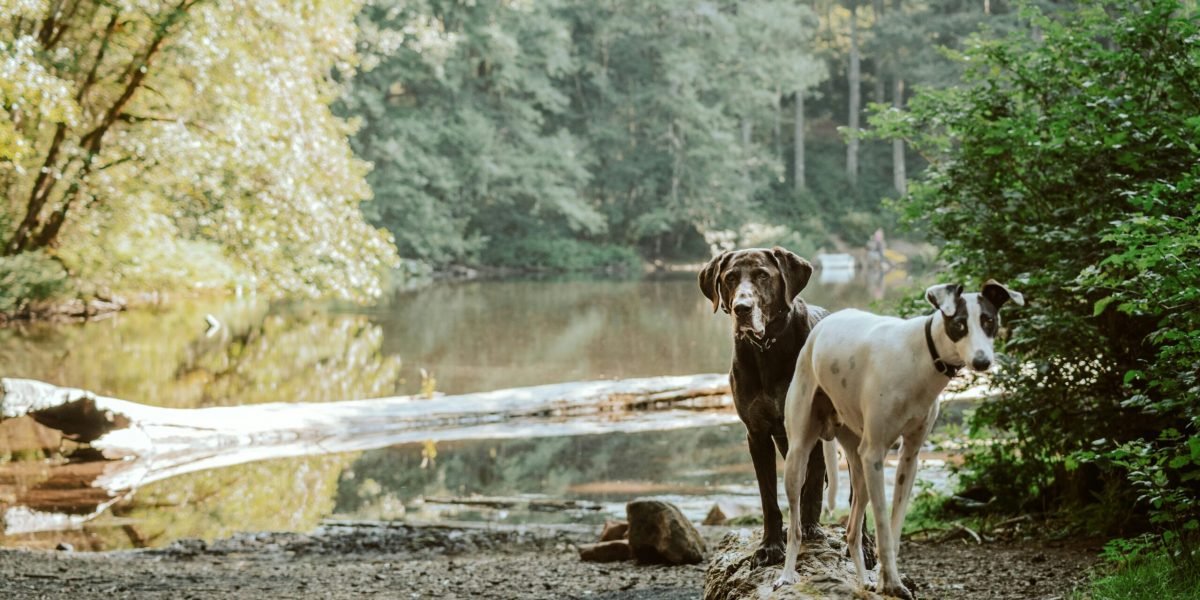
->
xmin=0 ymin=251 xmax=71 ymax=315
xmin=870 ymin=0 xmax=1200 ymax=543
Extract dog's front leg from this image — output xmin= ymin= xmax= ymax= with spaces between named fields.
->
xmin=799 ymin=441 xmax=827 ymax=539
xmin=862 ymin=443 xmax=913 ymax=600
xmin=888 ymin=435 xmax=924 ymax=560
xmin=748 ymin=431 xmax=785 ymax=567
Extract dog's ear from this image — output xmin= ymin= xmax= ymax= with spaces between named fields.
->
xmin=925 ymin=283 xmax=964 ymax=316
xmin=771 ymin=246 xmax=813 ymax=305
xmin=698 ymin=251 xmax=732 ymax=313
xmin=981 ymin=279 xmax=1025 ymax=309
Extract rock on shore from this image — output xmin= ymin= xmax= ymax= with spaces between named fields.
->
xmin=627 ymin=499 xmax=707 ymax=565
xmin=703 ymin=527 xmax=885 ymax=600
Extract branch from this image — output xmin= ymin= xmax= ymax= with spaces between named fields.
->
xmin=75 ymin=9 xmax=120 ymax=105
xmin=44 ymin=0 xmax=86 ymax=50
xmin=20 ymin=1 xmax=203 ymax=251
xmin=4 ymin=123 xmax=68 ymax=255
xmin=80 ymin=0 xmax=202 ymax=152
xmin=36 ymin=0 xmax=64 ymax=47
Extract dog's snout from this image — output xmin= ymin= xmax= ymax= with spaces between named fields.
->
xmin=733 ymin=298 xmax=754 ymax=316
xmin=971 ymin=352 xmax=991 ymax=372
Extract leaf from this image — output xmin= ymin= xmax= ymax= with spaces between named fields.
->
xmin=1093 ymin=296 xmax=1116 ymax=316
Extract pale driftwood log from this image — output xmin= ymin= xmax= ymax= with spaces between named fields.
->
xmin=0 ymin=374 xmax=994 ymax=536
xmin=0 ymin=375 xmax=736 ymax=534
xmin=421 ymin=495 xmax=603 ymax=512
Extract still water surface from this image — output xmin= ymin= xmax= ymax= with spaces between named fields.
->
xmin=0 ymin=270 xmax=931 ymax=550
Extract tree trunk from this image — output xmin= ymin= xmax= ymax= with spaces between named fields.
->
xmin=892 ymin=77 xmax=907 ymax=195
xmin=873 ymin=0 xmax=886 ymax=105
xmin=794 ymin=90 xmax=806 ymax=191
xmin=773 ymin=88 xmax=782 ymax=163
xmin=741 ymin=118 xmax=753 ymax=180
xmin=846 ymin=0 xmax=861 ymax=186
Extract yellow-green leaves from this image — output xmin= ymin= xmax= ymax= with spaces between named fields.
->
xmin=1 ymin=0 xmax=396 ymax=302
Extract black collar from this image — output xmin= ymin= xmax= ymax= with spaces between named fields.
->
xmin=925 ymin=316 xmax=962 ymax=377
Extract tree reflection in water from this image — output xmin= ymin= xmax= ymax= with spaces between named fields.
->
xmin=0 ymin=273 xmax=922 ymax=550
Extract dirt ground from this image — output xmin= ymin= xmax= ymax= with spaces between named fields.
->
xmin=0 ymin=522 xmax=1100 ymax=599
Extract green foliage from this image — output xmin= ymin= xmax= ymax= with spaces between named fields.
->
xmin=486 ymin=236 xmax=641 ymax=272
xmin=342 ymin=0 xmax=595 ymax=265
xmin=870 ymin=0 xmax=1200 ymax=543
xmin=901 ymin=481 xmax=953 ymax=535
xmin=1 ymin=1 xmax=396 ymax=303
xmin=344 ymin=0 xmax=833 ymax=267
xmin=1075 ymin=546 xmax=1200 ymax=600
xmin=0 ymin=251 xmax=69 ymax=314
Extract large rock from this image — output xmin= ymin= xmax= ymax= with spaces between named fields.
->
xmin=703 ymin=527 xmax=886 ymax=600
xmin=626 ymin=499 xmax=706 ymax=564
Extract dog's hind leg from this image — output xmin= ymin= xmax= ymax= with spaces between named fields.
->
xmin=773 ymin=358 xmax=821 ymax=589
xmin=773 ymin=418 xmax=820 ymax=588
xmin=822 ymin=439 xmax=839 ymax=518
xmin=774 ymin=430 xmax=828 ymax=541
xmin=837 ymin=428 xmax=869 ymax=587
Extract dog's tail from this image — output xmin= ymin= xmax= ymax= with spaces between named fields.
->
xmin=823 ymin=439 xmax=839 ymax=516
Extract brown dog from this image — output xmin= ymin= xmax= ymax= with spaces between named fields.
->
xmin=699 ymin=247 xmax=829 ymax=567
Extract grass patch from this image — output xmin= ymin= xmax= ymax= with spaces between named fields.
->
xmin=1074 ymin=549 xmax=1200 ymax=600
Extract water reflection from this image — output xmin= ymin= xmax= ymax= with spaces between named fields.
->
xmin=0 ymin=270 xmax=925 ymax=550
xmin=371 ymin=271 xmax=919 ymax=395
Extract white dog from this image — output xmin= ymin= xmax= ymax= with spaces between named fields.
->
xmin=773 ymin=281 xmax=1024 ymax=599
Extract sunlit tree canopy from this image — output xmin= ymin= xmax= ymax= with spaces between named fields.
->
xmin=0 ymin=0 xmax=396 ymax=300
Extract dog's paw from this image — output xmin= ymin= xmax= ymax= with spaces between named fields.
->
xmin=877 ymin=581 xmax=914 ymax=600
xmin=772 ymin=570 xmax=801 ymax=590
xmin=801 ymin=523 xmax=825 ymax=542
xmin=750 ymin=540 xmax=785 ymax=568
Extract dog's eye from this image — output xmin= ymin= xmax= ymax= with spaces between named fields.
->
xmin=755 ymin=270 xmax=769 ymax=280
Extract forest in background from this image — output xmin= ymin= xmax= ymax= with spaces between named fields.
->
xmin=343 ymin=0 xmax=1047 ymax=270
xmin=0 ymin=0 xmax=1045 ymax=313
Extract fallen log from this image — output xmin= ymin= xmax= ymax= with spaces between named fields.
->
xmin=421 ymin=495 xmax=603 ymax=512
xmin=0 ymin=374 xmax=994 ymax=537
xmin=0 ymin=375 xmax=735 ymax=534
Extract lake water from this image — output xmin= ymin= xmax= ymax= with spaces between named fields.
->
xmin=0 ymin=268 xmax=944 ymax=551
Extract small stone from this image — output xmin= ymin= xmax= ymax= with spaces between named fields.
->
xmin=56 ymin=543 xmax=73 ymax=552
xmin=579 ymin=540 xmax=632 ymax=563
xmin=702 ymin=504 xmax=728 ymax=526
xmin=600 ymin=519 xmax=630 ymax=542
